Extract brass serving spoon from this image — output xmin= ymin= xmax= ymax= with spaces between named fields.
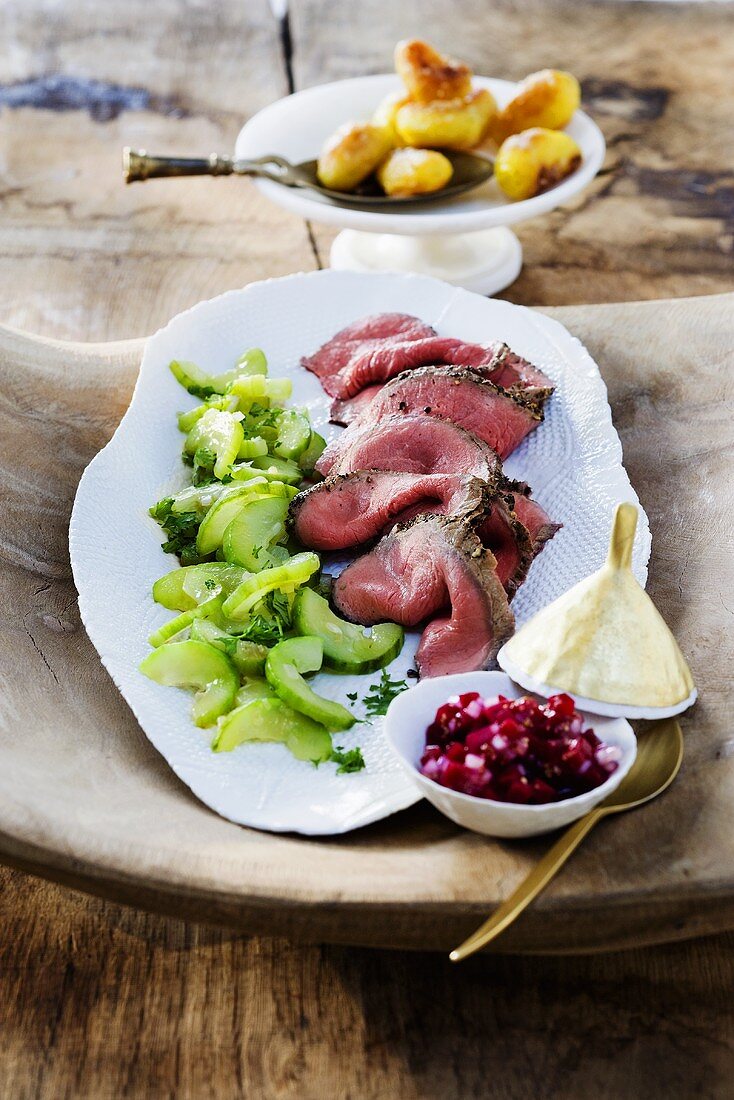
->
xmin=123 ymin=147 xmax=494 ymax=207
xmin=450 ymin=718 xmax=684 ymax=962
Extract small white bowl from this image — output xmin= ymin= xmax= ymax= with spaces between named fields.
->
xmin=384 ymin=671 xmax=637 ymax=838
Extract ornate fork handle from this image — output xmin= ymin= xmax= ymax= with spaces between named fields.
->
xmin=123 ymin=148 xmax=297 ymax=185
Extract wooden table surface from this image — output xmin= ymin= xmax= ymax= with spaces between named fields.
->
xmin=2 ymin=1 xmax=733 ymax=1096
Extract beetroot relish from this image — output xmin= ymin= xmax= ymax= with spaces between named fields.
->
xmin=420 ymin=693 xmax=620 ymax=805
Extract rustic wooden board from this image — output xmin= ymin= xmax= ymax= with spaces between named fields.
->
xmin=3 ymin=866 xmax=734 ymax=1100
xmin=1 ymin=291 xmax=732 ymax=954
xmin=290 ymin=0 xmax=734 ymax=305
xmin=0 ymin=0 xmax=318 ymax=341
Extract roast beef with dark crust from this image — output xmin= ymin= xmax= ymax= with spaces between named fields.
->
xmin=318 ymin=366 xmax=544 ymax=475
xmin=317 ymin=413 xmax=502 ymax=481
xmin=503 ymin=481 xmax=562 ymax=556
xmin=332 ymin=512 xmax=515 ymax=678
xmin=291 ymin=470 xmax=550 ymax=600
xmin=326 ymin=341 xmax=554 ymax=426
xmin=476 ymin=490 xmax=535 ymax=598
xmin=290 ymin=471 xmax=489 ymax=552
xmin=303 ymin=312 xmax=555 ymax=409
xmin=484 ymin=344 xmax=554 ymax=396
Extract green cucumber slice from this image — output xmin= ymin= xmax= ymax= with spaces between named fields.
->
xmin=195 ymin=485 xmax=268 ymax=555
xmin=168 ymin=482 xmax=229 ymax=516
xmin=153 ymin=563 xmax=245 ymax=611
xmin=298 ymin=431 xmax=327 ymax=473
xmin=169 ymin=360 xmax=219 ymax=398
xmin=292 ymin=588 xmax=404 ymax=674
xmin=273 ymin=411 xmax=312 ymax=460
xmin=189 ymin=621 xmax=269 ymax=677
xmin=250 ymin=455 xmax=303 ymax=485
xmin=262 ymin=481 xmax=299 ymax=501
xmin=184 ymin=409 xmax=244 ymax=480
xmin=234 ymin=348 xmax=268 ymax=377
xmin=237 ymin=436 xmax=269 ymax=460
xmin=190 ymin=617 xmax=237 ymax=654
xmin=265 ymin=636 xmax=354 ymax=732
xmin=140 ymin=639 xmax=239 ymax=727
xmin=170 ymin=354 xmax=268 ymax=398
xmin=229 ymin=376 xmax=293 ymax=411
xmin=148 ymin=593 xmax=225 ymax=647
xmin=235 ymin=678 xmax=277 ymax=705
xmin=230 ymin=462 xmax=273 ymax=483
xmin=222 ymin=553 xmax=319 ymax=620
xmin=181 ymin=563 xmax=246 ymax=604
xmin=233 ymin=641 xmax=269 ymax=677
xmin=263 ymin=378 xmax=292 ymax=403
xmin=222 ymin=496 xmax=289 ymax=571
xmin=177 ymin=395 xmax=239 ymax=434
xmin=212 ymin=697 xmax=332 ymax=761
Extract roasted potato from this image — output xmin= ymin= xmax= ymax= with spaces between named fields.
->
xmin=372 ymin=91 xmax=410 ymax=146
xmin=377 ymin=148 xmax=453 ymax=197
xmin=396 ymin=88 xmax=496 ymax=150
xmin=494 ymin=127 xmax=582 ymax=201
xmin=394 ymin=39 xmax=472 ymax=104
xmin=317 ymin=121 xmax=394 ymax=192
xmin=493 ymin=69 xmax=581 ymax=143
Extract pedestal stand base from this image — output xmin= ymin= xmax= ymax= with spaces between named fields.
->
xmin=330 ymin=227 xmax=522 ymax=296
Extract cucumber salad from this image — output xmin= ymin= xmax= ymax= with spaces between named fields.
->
xmin=140 ymin=349 xmax=406 ymax=771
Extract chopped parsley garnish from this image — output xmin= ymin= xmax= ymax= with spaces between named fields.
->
xmin=250 ymin=404 xmax=281 ymax=430
xmin=362 ymin=669 xmax=409 ymax=718
xmin=346 ymin=691 xmax=358 ymax=703
xmin=213 ymin=633 xmax=237 ymax=657
xmin=251 ymin=544 xmax=262 ymax=560
xmin=329 ymin=746 xmax=366 ymax=774
xmin=238 ymin=589 xmax=292 ymax=645
xmin=149 ymin=497 xmax=203 ymax=565
xmin=204 ymin=578 xmax=217 ymax=590
xmin=242 ymin=403 xmax=281 ymax=441
xmin=192 ymin=447 xmax=217 ymax=486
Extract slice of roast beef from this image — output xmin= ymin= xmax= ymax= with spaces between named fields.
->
xmin=304 ymin=312 xmax=556 ymax=406
xmin=302 ymin=313 xmax=437 ymax=396
xmin=318 ymin=366 xmax=544 ymax=475
xmin=502 ymin=480 xmax=562 ymax=555
xmin=485 ymin=344 xmax=554 ymax=395
xmin=292 ymin=468 xmax=555 ymax=599
xmin=327 ymin=339 xmax=554 ymax=423
xmin=332 ymin=513 xmax=515 ymax=678
xmin=475 ymin=491 xmax=535 ymax=598
xmin=318 ymin=413 xmax=502 ymax=481
xmin=330 ymin=385 xmax=382 ymax=426
xmin=290 ymin=471 xmax=491 ymax=552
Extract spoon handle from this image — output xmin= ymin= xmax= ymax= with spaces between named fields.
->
xmin=123 ymin=148 xmax=297 ymax=185
xmin=450 ymin=807 xmax=604 ymax=962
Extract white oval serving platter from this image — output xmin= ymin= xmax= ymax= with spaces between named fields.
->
xmin=69 ymin=270 xmax=650 ymax=835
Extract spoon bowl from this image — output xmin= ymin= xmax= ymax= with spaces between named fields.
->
xmin=290 ymin=151 xmax=494 ymax=206
xmin=123 ymin=147 xmax=494 ymax=208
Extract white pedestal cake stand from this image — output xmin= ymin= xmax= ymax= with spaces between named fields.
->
xmin=236 ymin=75 xmax=605 ymax=296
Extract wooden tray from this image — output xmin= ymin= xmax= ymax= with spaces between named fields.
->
xmin=2 ymin=293 xmax=732 ymax=954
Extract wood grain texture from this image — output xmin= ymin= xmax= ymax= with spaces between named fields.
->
xmin=0 ymin=0 xmax=318 ymax=341
xmin=1 ymin=293 xmax=733 ymax=955
xmin=1 ymin=867 xmax=733 ymax=1099
xmin=290 ymin=0 xmax=734 ymax=304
